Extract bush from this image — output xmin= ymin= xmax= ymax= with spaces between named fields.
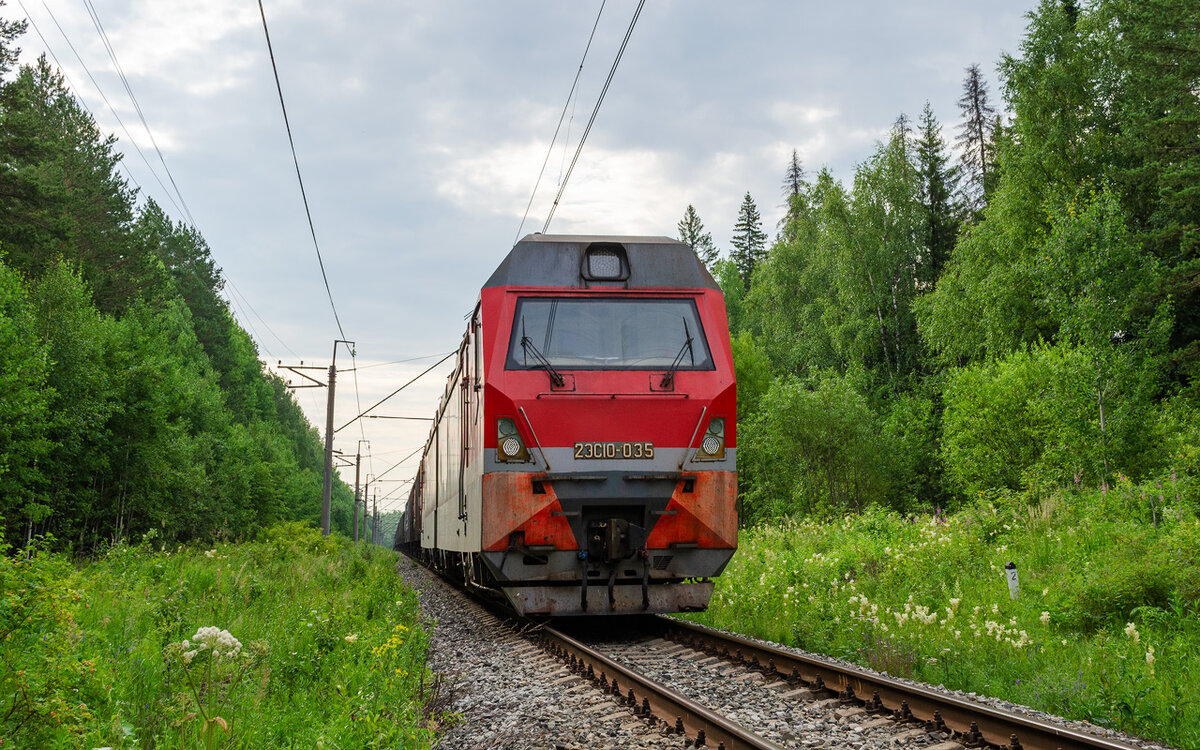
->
xmin=942 ymin=343 xmax=1160 ymax=495
xmin=740 ymin=373 xmax=896 ymax=522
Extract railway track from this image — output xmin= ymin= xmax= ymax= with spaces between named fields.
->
xmin=400 ymin=557 xmax=1155 ymax=750
xmin=536 ymin=617 xmax=1147 ymax=750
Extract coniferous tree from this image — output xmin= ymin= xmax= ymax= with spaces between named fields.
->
xmin=0 ymin=1 xmax=25 ymax=77
xmin=915 ymin=102 xmax=960 ymax=285
xmin=730 ymin=192 xmax=767 ymax=288
xmin=677 ymin=204 xmax=718 ymax=270
xmin=956 ymin=63 xmax=996 ymax=214
xmin=781 ymin=149 xmax=805 ymax=219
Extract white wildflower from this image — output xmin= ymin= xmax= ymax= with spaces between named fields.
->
xmin=1145 ymin=645 xmax=1155 ymax=667
xmin=1124 ymin=622 xmax=1140 ymax=644
xmin=1040 ymin=611 xmax=1051 ymax=626
xmin=949 ymin=598 xmax=961 ymax=611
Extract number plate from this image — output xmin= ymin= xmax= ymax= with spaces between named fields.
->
xmin=573 ymin=441 xmax=654 ymax=460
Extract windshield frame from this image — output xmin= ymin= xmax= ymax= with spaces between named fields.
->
xmin=504 ymin=295 xmax=716 ymax=372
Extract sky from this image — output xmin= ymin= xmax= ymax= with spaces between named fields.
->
xmin=2 ymin=0 xmax=1035 ymax=514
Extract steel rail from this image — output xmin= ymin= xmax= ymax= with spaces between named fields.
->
xmin=661 ymin=618 xmax=1141 ymax=750
xmin=537 ymin=624 xmax=784 ymax=750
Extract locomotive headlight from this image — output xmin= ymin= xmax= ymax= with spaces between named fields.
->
xmin=496 ymin=418 xmax=530 ymax=461
xmin=699 ymin=418 xmax=726 ymax=459
xmin=501 ymin=437 xmax=523 ymax=457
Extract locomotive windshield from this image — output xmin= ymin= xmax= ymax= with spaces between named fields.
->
xmin=507 ymin=297 xmax=714 ymax=371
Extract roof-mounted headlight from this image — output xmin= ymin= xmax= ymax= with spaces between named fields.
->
xmin=580 ymin=243 xmax=629 ymax=285
xmin=587 ymin=248 xmax=621 ymax=278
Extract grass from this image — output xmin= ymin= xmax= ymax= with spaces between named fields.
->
xmin=688 ymin=486 xmax=1200 ymax=748
xmin=1 ymin=522 xmax=444 ymax=748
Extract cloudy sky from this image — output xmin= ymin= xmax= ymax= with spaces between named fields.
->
xmin=3 ymin=0 xmax=1034 ymax=513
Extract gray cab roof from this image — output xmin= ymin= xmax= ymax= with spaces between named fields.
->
xmin=483 ymin=234 xmax=720 ymax=290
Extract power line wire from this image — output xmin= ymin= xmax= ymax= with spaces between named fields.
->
xmin=355 ymin=352 xmax=457 ymax=369
xmin=256 ymin=0 xmax=346 ymax=340
xmin=375 ymin=446 xmax=423 ymax=482
xmin=543 ymin=0 xmax=646 ymax=232
xmin=18 ymin=2 xmax=315 ymax=416
xmin=16 ymin=0 xmax=184 ymax=217
xmin=335 ymin=351 xmax=455 ymax=434
xmin=514 ymin=0 xmax=606 ymax=244
xmin=226 ymin=278 xmax=301 ymax=360
xmin=79 ymin=0 xmax=197 ymax=228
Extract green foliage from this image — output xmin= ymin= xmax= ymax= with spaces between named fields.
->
xmin=730 ymin=330 xmax=770 ymax=422
xmin=0 ymin=525 xmax=438 ymax=747
xmin=677 ymin=204 xmax=718 ymax=270
xmin=729 ymin=192 xmax=767 ymax=288
xmin=942 ymin=341 xmax=1164 ymax=494
xmin=712 ymin=257 xmax=745 ymax=335
xmin=0 ymin=260 xmax=51 ymax=524
xmin=747 ymin=127 xmax=925 ymax=395
xmin=0 ymin=19 xmax=355 ymax=548
xmin=0 ymin=536 xmax=99 ymax=746
xmin=740 ymin=374 xmax=898 ymax=522
xmin=915 ymin=101 xmax=960 ymax=284
xmin=941 ymin=348 xmax=1057 ymax=494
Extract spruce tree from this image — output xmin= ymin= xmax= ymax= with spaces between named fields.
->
xmin=956 ymin=63 xmax=996 ymax=214
xmin=915 ymin=102 xmax=959 ymax=285
xmin=730 ymin=192 xmax=767 ymax=287
xmin=781 ymin=149 xmax=805 ymax=214
xmin=677 ymin=204 xmax=718 ymax=270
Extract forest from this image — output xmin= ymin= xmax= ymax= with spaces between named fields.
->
xmin=0 ymin=6 xmax=358 ymax=550
xmin=677 ymin=0 xmax=1199 ymax=524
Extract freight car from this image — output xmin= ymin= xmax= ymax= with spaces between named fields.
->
xmin=394 ymin=234 xmax=737 ymax=616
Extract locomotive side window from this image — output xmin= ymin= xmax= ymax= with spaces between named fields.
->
xmin=506 ymin=298 xmax=714 ymax=371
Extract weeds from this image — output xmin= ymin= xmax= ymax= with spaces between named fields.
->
xmin=687 ymin=493 xmax=1200 ymax=748
xmin=0 ymin=522 xmax=436 ymax=748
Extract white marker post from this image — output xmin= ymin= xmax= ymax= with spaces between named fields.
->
xmin=1004 ymin=561 xmax=1019 ymax=600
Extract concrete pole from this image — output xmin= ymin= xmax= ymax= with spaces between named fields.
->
xmin=321 ymin=353 xmax=336 ymax=536
xmin=353 ymin=447 xmax=361 ymax=542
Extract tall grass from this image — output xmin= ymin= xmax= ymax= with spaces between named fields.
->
xmin=1 ymin=522 xmax=441 ymax=748
xmin=688 ymin=487 xmax=1200 ymax=748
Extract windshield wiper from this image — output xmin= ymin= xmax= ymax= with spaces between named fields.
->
xmin=659 ymin=318 xmax=694 ymax=388
xmin=520 ymin=317 xmax=566 ymax=387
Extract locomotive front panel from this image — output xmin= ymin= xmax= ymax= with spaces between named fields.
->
xmin=476 ymin=249 xmax=738 ymax=615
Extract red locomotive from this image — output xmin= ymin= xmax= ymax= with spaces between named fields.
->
xmin=394 ymin=234 xmax=737 ymax=616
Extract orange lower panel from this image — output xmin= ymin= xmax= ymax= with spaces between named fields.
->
xmin=481 ymin=472 xmax=576 ymax=552
xmin=644 ymin=471 xmax=737 ymax=550
xmin=482 ymin=470 xmax=737 ymax=553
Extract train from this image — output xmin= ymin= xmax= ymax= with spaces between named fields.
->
xmin=393 ymin=234 xmax=737 ymax=616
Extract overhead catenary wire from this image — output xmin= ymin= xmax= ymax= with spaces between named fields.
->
xmin=335 ymin=350 xmax=456 ymax=434
xmin=16 ymin=0 xmax=186 ymax=219
xmin=355 ymin=352 xmax=457 ymax=370
xmin=542 ymin=0 xmax=646 ymax=232
xmin=79 ymin=0 xmax=198 ymax=228
xmin=256 ymin=0 xmax=347 ymax=342
xmin=514 ymin=0 xmax=606 ymax=245
xmin=375 ymin=446 xmax=424 ymax=482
